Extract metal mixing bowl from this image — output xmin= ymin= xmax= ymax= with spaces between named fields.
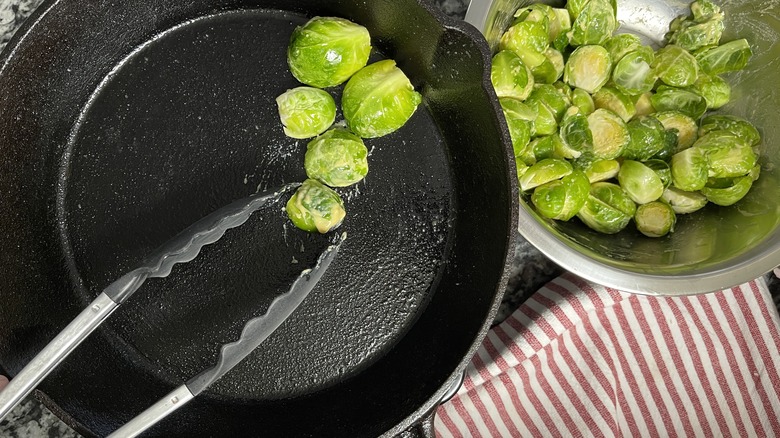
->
xmin=466 ymin=0 xmax=780 ymax=295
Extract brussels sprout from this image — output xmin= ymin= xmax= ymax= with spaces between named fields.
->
xmin=527 ymin=98 xmax=558 ymax=136
xmin=568 ymin=0 xmax=617 ymax=46
xmin=587 ymin=109 xmax=630 ymax=159
xmin=635 ymin=201 xmax=677 ymax=237
xmin=519 ymin=158 xmax=573 ymax=192
xmin=304 ymin=128 xmax=368 ymax=187
xmin=528 ymin=84 xmax=571 ymax=122
xmin=699 ymin=114 xmax=761 ymax=146
xmin=653 ymin=111 xmax=699 ymax=151
xmin=670 ymin=147 xmax=708 ymax=191
xmin=583 ymin=159 xmax=620 ymax=183
xmin=577 ymin=182 xmax=636 ymax=234
xmin=653 ymin=45 xmax=700 ymax=87
xmin=514 ymin=3 xmax=556 ymax=25
xmin=564 ymin=45 xmax=613 ymax=94
xmin=661 ymin=186 xmax=708 ymax=214
xmin=559 ymin=111 xmax=592 ymax=158
xmin=566 ymin=0 xmax=590 ymax=20
xmin=654 ymin=129 xmax=679 ymax=161
xmin=552 ymin=8 xmax=573 ymax=51
xmin=700 ymin=175 xmax=753 ymax=206
xmin=571 ymin=88 xmax=595 ymax=115
xmin=623 ymin=116 xmax=666 ymax=160
xmin=533 ymin=48 xmax=565 ymax=84
xmin=618 ymin=160 xmax=665 ymax=204
xmin=500 ymin=98 xmax=535 ymax=162
xmin=695 ymin=39 xmax=753 ymax=75
xmin=287 ymin=17 xmax=371 ymax=88
xmin=644 ymin=159 xmax=672 ymax=188
xmin=612 ymin=47 xmax=657 ymax=96
xmin=603 ymin=33 xmax=642 ymax=63
xmin=667 ymin=18 xmax=724 ymax=52
xmin=276 ymin=87 xmax=337 ymax=139
xmin=531 ymin=170 xmax=590 ymax=220
xmin=693 ymin=131 xmax=757 ymax=178
xmin=342 ymin=59 xmax=422 ymax=138
xmin=499 ymin=20 xmax=550 ymax=68
xmin=650 ymin=86 xmax=707 ymax=120
xmin=687 ymin=73 xmax=730 ymax=109
xmin=592 ymin=86 xmax=636 ymax=122
xmin=516 ymin=160 xmax=530 ymax=179
xmin=748 ymin=164 xmax=761 ymax=181
xmin=633 ymin=92 xmax=656 ymax=117
xmin=691 ymin=0 xmax=723 ymax=22
xmin=530 ymin=134 xmax=561 ymax=161
xmin=286 ymin=179 xmax=346 ymax=233
xmin=491 ymin=50 xmax=535 ymax=100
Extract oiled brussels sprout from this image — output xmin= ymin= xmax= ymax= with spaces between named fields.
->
xmin=693 ymin=131 xmax=757 ymax=178
xmin=699 ymin=114 xmax=761 ymax=146
xmin=559 ymin=110 xmax=592 ymax=158
xmin=667 ymin=0 xmax=724 ymax=52
xmin=276 ymin=87 xmax=337 ymax=139
xmin=587 ymin=109 xmax=630 ymax=159
xmin=633 ymin=92 xmax=656 ymax=117
xmin=564 ymin=45 xmax=613 ymax=94
xmin=653 ymin=45 xmax=699 ymax=87
xmin=304 ymin=128 xmax=368 ymax=187
xmin=691 ymin=0 xmax=723 ymax=22
xmin=577 ymin=182 xmax=636 ymax=234
xmin=654 ymin=129 xmax=679 ymax=161
xmin=661 ymin=186 xmax=708 ymax=214
xmin=623 ymin=116 xmax=667 ymax=160
xmin=533 ymin=48 xmax=565 ymax=84
xmin=552 ymin=8 xmax=573 ymax=51
xmin=644 ymin=159 xmax=672 ymax=188
xmin=519 ymin=158 xmax=573 ymax=192
xmin=499 ymin=20 xmax=549 ymax=69
xmin=287 ymin=17 xmax=371 ymax=88
xmin=286 ymin=179 xmax=346 ymax=233
xmin=650 ymin=86 xmax=707 ymax=119
xmin=592 ymin=86 xmax=636 ymax=122
xmin=500 ymin=97 xmax=536 ymax=162
xmin=530 ymin=134 xmax=560 ymax=161
xmin=701 ymin=175 xmax=753 ymax=206
xmin=618 ymin=160 xmax=665 ymax=204
xmin=568 ymin=0 xmax=617 ymax=46
xmin=670 ymin=147 xmax=709 ymax=191
xmin=491 ymin=50 xmax=535 ymax=100
xmin=635 ymin=201 xmax=677 ymax=237
xmin=342 ymin=60 xmax=422 ymax=138
xmin=612 ymin=47 xmax=657 ymax=96
xmin=694 ymin=39 xmax=753 ymax=75
xmin=531 ymin=170 xmax=590 ymax=220
xmin=654 ymin=111 xmax=699 ymax=151
xmin=603 ymin=33 xmax=642 ymax=63
xmin=571 ymin=88 xmax=596 ymax=115
xmin=582 ymin=159 xmax=620 ymax=183
xmin=528 ymin=84 xmax=571 ymax=121
xmin=687 ymin=73 xmax=730 ymax=109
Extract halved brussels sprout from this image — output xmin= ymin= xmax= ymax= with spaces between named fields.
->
xmin=286 ymin=179 xmax=346 ymax=233
xmin=661 ymin=186 xmax=708 ymax=214
xmin=650 ymin=86 xmax=707 ymax=120
xmin=577 ymin=182 xmax=636 ymax=234
xmin=519 ymin=158 xmax=573 ymax=192
xmin=653 ymin=45 xmax=700 ymax=87
xmin=587 ymin=109 xmax=630 ymax=159
xmin=592 ymin=86 xmax=636 ymax=122
xmin=276 ymin=87 xmax=337 ymax=139
xmin=612 ymin=47 xmax=657 ymax=96
xmin=694 ymin=39 xmax=753 ymax=75
xmin=603 ymin=33 xmax=642 ymax=63
xmin=564 ymin=45 xmax=613 ymax=94
xmin=583 ymin=159 xmax=620 ymax=183
xmin=499 ymin=20 xmax=550 ymax=68
xmin=668 ymin=19 xmax=724 ymax=52
xmin=618 ymin=160 xmax=665 ymax=204
xmin=559 ymin=110 xmax=592 ymax=158
xmin=687 ymin=73 xmax=730 ymax=109
xmin=531 ymin=170 xmax=590 ymax=220
xmin=571 ymin=88 xmax=595 ymax=115
xmin=623 ymin=116 xmax=667 ymax=160
xmin=693 ymin=131 xmax=757 ymax=178
xmin=304 ymin=128 xmax=368 ymax=187
xmin=342 ymin=59 xmax=422 ymax=138
xmin=670 ymin=147 xmax=708 ymax=191
xmin=700 ymin=175 xmax=753 ymax=206
xmin=653 ymin=111 xmax=698 ymax=151
xmin=287 ymin=17 xmax=371 ymax=88
xmin=691 ymin=0 xmax=723 ymax=22
xmin=654 ymin=129 xmax=679 ymax=161
xmin=633 ymin=92 xmax=656 ymax=117
xmin=635 ymin=201 xmax=677 ymax=237
xmin=568 ymin=0 xmax=617 ymax=46
xmin=644 ymin=159 xmax=672 ymax=188
xmin=492 ymin=50 xmax=535 ymax=100
xmin=530 ymin=134 xmax=561 ymax=161
xmin=515 ymin=3 xmax=556 ymax=25
xmin=533 ymin=48 xmax=565 ymax=84
xmin=500 ymin=97 xmax=536 ymax=163
xmin=552 ymin=8 xmax=573 ymax=51
xmin=566 ymin=0 xmax=590 ymax=20
xmin=699 ymin=114 xmax=761 ymax=146
xmin=527 ymin=98 xmax=558 ymax=136
xmin=528 ymin=84 xmax=571 ymax=121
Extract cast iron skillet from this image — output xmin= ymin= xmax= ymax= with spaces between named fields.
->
xmin=0 ymin=0 xmax=516 ymax=436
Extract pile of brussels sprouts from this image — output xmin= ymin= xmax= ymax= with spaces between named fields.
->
xmin=277 ymin=17 xmax=422 ymax=233
xmin=494 ymin=0 xmax=761 ymax=237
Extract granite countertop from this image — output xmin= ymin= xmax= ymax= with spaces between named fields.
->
xmin=0 ymin=0 xmax=777 ymax=437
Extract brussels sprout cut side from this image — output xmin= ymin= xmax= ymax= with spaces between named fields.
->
xmin=498 ymin=0 xmax=762 ymax=238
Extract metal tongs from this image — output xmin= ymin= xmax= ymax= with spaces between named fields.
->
xmin=0 ymin=183 xmax=343 ymax=436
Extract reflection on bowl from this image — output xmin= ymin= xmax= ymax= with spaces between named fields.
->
xmin=466 ymin=0 xmax=780 ymax=295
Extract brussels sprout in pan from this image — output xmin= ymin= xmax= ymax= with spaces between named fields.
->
xmin=592 ymin=86 xmax=636 ymax=122
xmin=287 ymin=16 xmax=371 ymax=88
xmin=587 ymin=108 xmax=630 ymax=159
xmin=661 ymin=186 xmax=708 ymax=214
xmin=491 ymin=50 xmax=535 ymax=100
xmin=618 ymin=160 xmax=665 ymax=204
xmin=519 ymin=158 xmax=573 ymax=192
xmin=701 ymin=175 xmax=753 ymax=206
xmin=694 ymin=39 xmax=753 ymax=75
xmin=342 ymin=59 xmax=422 ymax=138
xmin=305 ymin=128 xmax=368 ymax=187
xmin=622 ymin=116 xmax=666 ymax=161
xmin=531 ymin=170 xmax=590 ymax=220
xmin=699 ymin=114 xmax=761 ymax=146
xmin=635 ymin=201 xmax=677 ymax=237
xmin=670 ymin=147 xmax=709 ymax=191
xmin=276 ymin=87 xmax=337 ymax=139
xmin=286 ymin=179 xmax=346 ymax=233
xmin=653 ymin=45 xmax=700 ymax=88
xmin=564 ymin=45 xmax=613 ymax=94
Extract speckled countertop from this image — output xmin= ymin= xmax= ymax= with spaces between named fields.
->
xmin=0 ymin=0 xmax=777 ymax=437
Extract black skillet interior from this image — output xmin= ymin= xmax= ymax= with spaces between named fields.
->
xmin=0 ymin=0 xmax=516 ymax=436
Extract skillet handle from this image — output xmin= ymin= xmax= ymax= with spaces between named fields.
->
xmin=397 ymin=410 xmax=436 ymax=438
xmin=0 ymin=292 xmax=119 ymax=421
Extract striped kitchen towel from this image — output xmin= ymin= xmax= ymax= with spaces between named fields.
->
xmin=436 ymin=273 xmax=780 ymax=437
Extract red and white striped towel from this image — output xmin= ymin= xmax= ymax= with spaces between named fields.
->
xmin=436 ymin=273 xmax=780 ymax=437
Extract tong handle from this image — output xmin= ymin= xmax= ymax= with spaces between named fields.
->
xmin=0 ymin=292 xmax=119 ymax=420
xmin=107 ymin=385 xmax=195 ymax=438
